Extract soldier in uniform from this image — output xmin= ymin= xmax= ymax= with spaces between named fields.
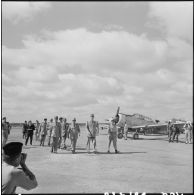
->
xmin=2 ymin=117 xmax=11 ymax=147
xmin=22 ymin=121 xmax=28 ymax=139
xmin=58 ymin=117 xmax=63 ymax=149
xmin=47 ymin=118 xmax=53 ymax=146
xmin=124 ymin=122 xmax=128 ymax=140
xmin=61 ymin=118 xmax=69 ymax=149
xmin=107 ymin=117 xmax=119 ymax=153
xmin=2 ymin=142 xmax=38 ymax=194
xmin=86 ymin=114 xmax=99 ymax=153
xmin=167 ymin=121 xmax=173 ymax=142
xmin=35 ymin=120 xmax=40 ymax=141
xmin=69 ymin=118 xmax=80 ymax=154
xmin=184 ymin=121 xmax=192 ymax=144
xmin=170 ymin=124 xmax=176 ymax=142
xmin=50 ymin=116 xmax=61 ymax=153
xmin=172 ymin=124 xmax=180 ymax=143
xmin=39 ymin=118 xmax=48 ymax=146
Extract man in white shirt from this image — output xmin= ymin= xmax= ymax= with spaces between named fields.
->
xmin=51 ymin=116 xmax=61 ymax=153
xmin=86 ymin=114 xmax=99 ymax=153
xmin=184 ymin=121 xmax=192 ymax=144
xmin=2 ymin=142 xmax=38 ymax=194
xmin=39 ymin=118 xmax=48 ymax=146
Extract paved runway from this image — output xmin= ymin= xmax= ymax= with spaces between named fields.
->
xmin=7 ymin=126 xmax=193 ymax=193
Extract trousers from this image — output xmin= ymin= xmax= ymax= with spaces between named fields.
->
xmin=185 ymin=130 xmax=191 ymax=143
xmin=51 ymin=137 xmax=59 ymax=152
xmin=40 ymin=134 xmax=46 ymax=146
xmin=25 ymin=133 xmax=33 ymax=145
xmin=70 ymin=134 xmax=78 ymax=152
xmin=2 ymin=131 xmax=8 ymax=147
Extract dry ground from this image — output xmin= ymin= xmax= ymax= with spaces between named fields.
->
xmin=6 ymin=126 xmax=193 ymax=194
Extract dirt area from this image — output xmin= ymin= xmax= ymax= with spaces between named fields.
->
xmin=6 ymin=127 xmax=193 ymax=193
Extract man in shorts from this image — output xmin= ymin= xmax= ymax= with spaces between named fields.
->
xmin=107 ymin=117 xmax=119 ymax=153
xmin=86 ymin=114 xmax=99 ymax=153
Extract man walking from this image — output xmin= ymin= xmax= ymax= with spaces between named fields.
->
xmin=35 ymin=120 xmax=40 ymax=141
xmin=86 ymin=114 xmax=99 ymax=153
xmin=2 ymin=117 xmax=11 ymax=147
xmin=50 ymin=116 xmax=61 ymax=153
xmin=107 ymin=117 xmax=119 ymax=153
xmin=58 ymin=117 xmax=63 ymax=149
xmin=2 ymin=142 xmax=38 ymax=194
xmin=61 ymin=118 xmax=69 ymax=149
xmin=39 ymin=118 xmax=48 ymax=146
xmin=69 ymin=118 xmax=80 ymax=154
xmin=47 ymin=118 xmax=53 ymax=146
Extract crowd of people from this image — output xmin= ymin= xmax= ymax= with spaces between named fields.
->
xmin=2 ymin=113 xmax=120 ymax=194
xmin=20 ymin=114 xmax=119 ymax=154
xmin=167 ymin=120 xmax=193 ymax=144
xmin=1 ymin=113 xmax=193 ymax=194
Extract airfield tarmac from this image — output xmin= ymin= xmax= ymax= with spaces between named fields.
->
xmin=6 ymin=126 xmax=193 ymax=194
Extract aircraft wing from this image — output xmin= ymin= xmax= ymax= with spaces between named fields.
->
xmin=130 ymin=122 xmax=186 ymax=129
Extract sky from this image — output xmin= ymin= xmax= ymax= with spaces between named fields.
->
xmin=2 ymin=1 xmax=193 ymax=123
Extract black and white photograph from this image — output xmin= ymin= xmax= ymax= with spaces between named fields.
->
xmin=2 ymin=1 xmax=193 ymax=194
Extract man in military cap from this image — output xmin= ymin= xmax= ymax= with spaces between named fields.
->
xmin=61 ymin=117 xmax=69 ymax=149
xmin=50 ymin=116 xmax=61 ymax=153
xmin=69 ymin=118 xmax=80 ymax=154
xmin=39 ymin=118 xmax=48 ymax=146
xmin=58 ymin=117 xmax=63 ymax=148
xmin=35 ymin=120 xmax=40 ymax=141
xmin=2 ymin=117 xmax=11 ymax=147
xmin=47 ymin=118 xmax=53 ymax=146
xmin=2 ymin=142 xmax=38 ymax=194
xmin=86 ymin=114 xmax=99 ymax=153
xmin=107 ymin=117 xmax=119 ymax=153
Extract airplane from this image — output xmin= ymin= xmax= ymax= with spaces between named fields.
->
xmin=105 ymin=107 xmax=187 ymax=139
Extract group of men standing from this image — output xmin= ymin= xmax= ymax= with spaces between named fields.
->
xmin=22 ymin=116 xmax=73 ymax=153
xmin=167 ymin=120 xmax=193 ymax=144
xmin=20 ymin=113 xmax=120 ymax=154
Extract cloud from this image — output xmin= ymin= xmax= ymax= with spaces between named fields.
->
xmin=2 ymin=27 xmax=193 ymax=122
xmin=148 ymin=2 xmax=193 ymax=42
xmin=2 ymin=2 xmax=51 ymax=24
xmin=2 ymin=28 xmax=168 ymax=74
